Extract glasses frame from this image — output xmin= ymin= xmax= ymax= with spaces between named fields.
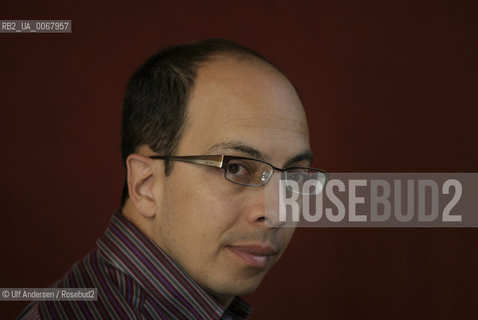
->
xmin=149 ymin=154 xmax=328 ymax=187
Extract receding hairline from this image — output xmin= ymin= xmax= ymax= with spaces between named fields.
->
xmin=197 ymin=50 xmax=286 ymax=79
xmin=198 ymin=50 xmax=302 ymax=110
xmin=176 ymin=49 xmax=295 ymax=132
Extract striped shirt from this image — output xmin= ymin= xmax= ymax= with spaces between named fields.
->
xmin=19 ymin=211 xmax=252 ymax=320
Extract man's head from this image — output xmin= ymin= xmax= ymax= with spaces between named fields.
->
xmin=121 ymin=39 xmax=311 ymax=306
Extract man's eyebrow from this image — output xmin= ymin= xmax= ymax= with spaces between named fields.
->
xmin=207 ymin=142 xmax=266 ymax=160
xmin=283 ymin=150 xmax=314 ymax=168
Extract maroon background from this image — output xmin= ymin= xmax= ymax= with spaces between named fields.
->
xmin=1 ymin=1 xmax=477 ymax=319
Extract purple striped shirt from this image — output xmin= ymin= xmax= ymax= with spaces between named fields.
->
xmin=19 ymin=211 xmax=252 ymax=320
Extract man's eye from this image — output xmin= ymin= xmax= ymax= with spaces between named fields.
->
xmin=292 ymin=173 xmax=305 ymax=179
xmin=227 ymin=163 xmax=250 ymax=175
xmin=288 ymin=172 xmax=308 ymax=184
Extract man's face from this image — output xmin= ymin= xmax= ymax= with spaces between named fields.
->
xmin=150 ymin=55 xmax=311 ymax=304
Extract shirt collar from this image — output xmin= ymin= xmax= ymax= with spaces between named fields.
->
xmin=96 ymin=211 xmax=252 ymax=320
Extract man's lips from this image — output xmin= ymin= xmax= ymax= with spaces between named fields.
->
xmin=226 ymin=245 xmax=278 ymax=268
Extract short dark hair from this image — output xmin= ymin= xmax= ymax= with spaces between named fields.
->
xmin=120 ymin=39 xmax=279 ymax=206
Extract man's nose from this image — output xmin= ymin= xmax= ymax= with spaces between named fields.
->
xmin=249 ymin=173 xmax=284 ymax=228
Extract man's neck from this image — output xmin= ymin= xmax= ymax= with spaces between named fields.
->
xmin=121 ymin=201 xmax=154 ymax=238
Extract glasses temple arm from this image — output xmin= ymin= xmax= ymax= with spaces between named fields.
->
xmin=149 ymin=155 xmax=224 ymax=168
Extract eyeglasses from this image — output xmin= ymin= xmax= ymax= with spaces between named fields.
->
xmin=149 ymin=154 xmax=328 ymax=194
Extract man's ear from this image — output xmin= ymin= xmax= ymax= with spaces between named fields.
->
xmin=126 ymin=154 xmax=161 ymax=218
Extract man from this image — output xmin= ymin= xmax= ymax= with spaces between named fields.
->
xmin=19 ymin=39 xmax=322 ymax=319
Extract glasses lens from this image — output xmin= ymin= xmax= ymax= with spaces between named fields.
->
xmin=284 ymin=168 xmax=326 ymax=195
xmin=225 ymin=159 xmax=273 ymax=186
